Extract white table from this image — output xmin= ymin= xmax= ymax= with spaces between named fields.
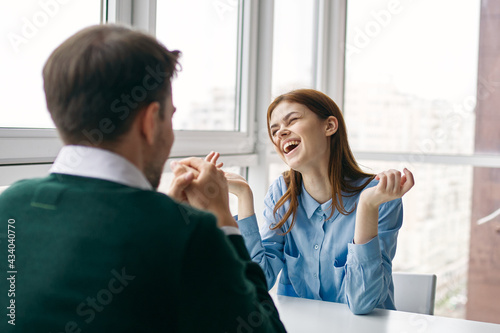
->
xmin=272 ymin=294 xmax=500 ymax=333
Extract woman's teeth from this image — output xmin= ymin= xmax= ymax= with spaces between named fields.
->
xmin=284 ymin=141 xmax=300 ymax=154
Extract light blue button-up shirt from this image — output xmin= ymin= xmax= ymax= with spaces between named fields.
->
xmin=237 ymin=175 xmax=403 ymax=314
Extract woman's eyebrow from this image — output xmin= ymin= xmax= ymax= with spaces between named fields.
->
xmin=270 ymin=111 xmax=300 ymax=129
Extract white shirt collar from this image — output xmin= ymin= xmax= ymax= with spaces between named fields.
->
xmin=49 ymin=145 xmax=153 ymax=191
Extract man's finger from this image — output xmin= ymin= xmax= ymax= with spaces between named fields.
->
xmin=184 ymin=184 xmax=210 ymax=209
xmin=172 ymin=160 xmax=200 ymax=178
xmin=168 ymin=172 xmax=194 ymax=201
xmin=178 ymin=157 xmax=208 ymax=170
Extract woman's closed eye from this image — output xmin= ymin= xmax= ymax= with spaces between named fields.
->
xmin=271 ymin=118 xmax=299 ymax=137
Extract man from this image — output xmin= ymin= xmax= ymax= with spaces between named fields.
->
xmin=0 ymin=25 xmax=286 ymax=332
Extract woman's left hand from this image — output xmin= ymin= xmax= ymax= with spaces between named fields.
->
xmin=360 ymin=168 xmax=415 ymax=208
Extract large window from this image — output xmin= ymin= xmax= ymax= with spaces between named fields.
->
xmin=156 ymin=0 xmax=241 ymax=131
xmin=0 ymin=0 xmax=102 ymax=129
xmin=345 ymin=0 xmax=481 ymax=319
xmin=0 ymin=0 xmax=257 ymax=172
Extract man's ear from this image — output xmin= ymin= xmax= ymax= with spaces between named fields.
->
xmin=325 ymin=116 xmax=338 ymax=137
xmin=140 ymin=102 xmax=161 ymax=146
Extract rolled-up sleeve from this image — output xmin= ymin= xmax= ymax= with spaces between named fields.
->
xmin=344 ymin=198 xmax=403 ymax=314
xmin=236 ymin=187 xmax=286 ymax=290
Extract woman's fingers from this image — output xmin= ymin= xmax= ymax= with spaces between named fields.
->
xmin=401 ymin=168 xmax=415 ymax=195
xmin=376 ymin=172 xmax=387 ymax=190
xmin=362 ymin=168 xmax=415 ymax=207
xmin=376 ymin=169 xmax=410 ymax=195
xmin=224 ymin=171 xmax=246 ymax=182
xmin=390 ymin=170 xmax=401 ymax=193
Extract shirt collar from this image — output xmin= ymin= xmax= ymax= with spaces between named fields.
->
xmin=300 ymin=178 xmax=371 ymax=221
xmin=49 ymin=145 xmax=153 ymax=191
xmin=300 ymin=182 xmax=333 ymax=219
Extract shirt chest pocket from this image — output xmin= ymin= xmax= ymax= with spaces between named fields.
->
xmin=331 ymin=258 xmax=347 ymax=303
xmin=283 ymin=251 xmax=309 ymax=298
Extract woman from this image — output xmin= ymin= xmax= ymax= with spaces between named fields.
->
xmin=211 ymin=89 xmax=414 ymax=315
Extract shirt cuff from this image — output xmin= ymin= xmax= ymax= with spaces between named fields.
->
xmin=220 ymin=226 xmax=241 ymax=236
xmin=347 ymin=235 xmax=381 ymax=264
xmin=235 ymin=214 xmax=260 ymax=237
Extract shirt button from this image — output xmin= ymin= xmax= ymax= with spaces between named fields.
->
xmin=313 ymin=273 xmax=318 ymax=279
xmin=314 ymin=244 xmax=319 ymax=250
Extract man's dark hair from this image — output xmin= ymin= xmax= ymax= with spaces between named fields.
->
xmin=43 ymin=24 xmax=180 ymax=145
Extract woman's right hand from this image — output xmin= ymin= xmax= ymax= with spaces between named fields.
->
xmin=225 ymin=171 xmax=252 ymax=197
xmin=225 ymin=171 xmax=255 ymax=219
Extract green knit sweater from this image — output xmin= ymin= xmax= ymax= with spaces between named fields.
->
xmin=0 ymin=174 xmax=286 ymax=333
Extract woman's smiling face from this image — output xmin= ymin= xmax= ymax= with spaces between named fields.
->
xmin=269 ymin=101 xmax=337 ymax=173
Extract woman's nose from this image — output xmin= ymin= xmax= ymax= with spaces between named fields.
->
xmin=277 ymin=127 xmax=289 ymax=138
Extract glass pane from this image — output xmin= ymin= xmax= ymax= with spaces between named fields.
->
xmin=359 ymin=160 xmax=472 ymax=319
xmin=268 ymin=160 xmax=288 ymax=186
xmin=344 ymin=0 xmax=480 ymax=154
xmin=0 ymin=0 xmax=102 ymax=128
xmin=272 ymin=0 xmax=315 ymax=97
xmin=156 ymin=0 xmax=240 ymax=131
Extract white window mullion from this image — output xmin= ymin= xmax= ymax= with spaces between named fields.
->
xmin=316 ymin=0 xmax=347 ymax=108
xmin=131 ymin=0 xmax=156 ymax=34
xmin=247 ymin=0 xmax=275 ymax=223
xmin=106 ymin=0 xmax=132 ymax=25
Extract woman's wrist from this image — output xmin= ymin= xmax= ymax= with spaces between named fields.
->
xmin=237 ymin=189 xmax=255 ymax=220
xmin=359 ymin=191 xmax=382 ymax=210
xmin=230 ymin=182 xmax=253 ymax=197
xmin=354 ymin=196 xmax=380 ymax=244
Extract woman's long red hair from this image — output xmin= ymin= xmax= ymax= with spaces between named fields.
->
xmin=267 ymin=89 xmax=374 ymax=234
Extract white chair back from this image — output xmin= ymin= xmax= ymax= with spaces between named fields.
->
xmin=393 ymin=272 xmax=437 ymax=315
